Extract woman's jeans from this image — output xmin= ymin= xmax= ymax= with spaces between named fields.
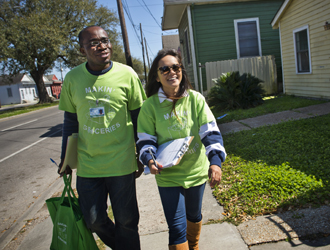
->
xmin=77 ymin=173 xmax=140 ymax=250
xmin=158 ymin=182 xmax=206 ymax=245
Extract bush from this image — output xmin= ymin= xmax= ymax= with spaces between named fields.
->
xmin=208 ymin=71 xmax=265 ymax=111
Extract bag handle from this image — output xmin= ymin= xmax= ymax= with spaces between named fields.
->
xmin=62 ymin=174 xmax=79 ymax=205
xmin=59 ymin=174 xmax=72 ymax=204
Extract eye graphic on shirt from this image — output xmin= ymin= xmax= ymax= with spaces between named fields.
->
xmin=167 ymin=117 xmax=187 ymax=139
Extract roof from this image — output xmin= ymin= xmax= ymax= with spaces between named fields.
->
xmin=0 ymin=73 xmax=25 ymax=86
xmin=162 ymin=0 xmax=262 ymax=30
xmin=45 ymin=74 xmax=61 ymax=81
xmin=271 ymin=0 xmax=292 ymax=28
xmin=0 ymin=73 xmax=54 ymax=86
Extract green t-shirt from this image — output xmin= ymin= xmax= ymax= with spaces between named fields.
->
xmin=59 ymin=62 xmax=146 ymax=177
xmin=138 ymin=89 xmax=215 ymax=188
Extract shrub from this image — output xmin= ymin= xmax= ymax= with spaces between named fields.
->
xmin=208 ymin=71 xmax=265 ymax=111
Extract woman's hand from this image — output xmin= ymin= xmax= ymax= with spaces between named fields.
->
xmin=148 ymin=160 xmax=163 ymax=175
xmin=208 ymin=165 xmax=222 ymax=188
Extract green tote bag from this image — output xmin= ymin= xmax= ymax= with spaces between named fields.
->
xmin=46 ymin=174 xmax=99 ymax=250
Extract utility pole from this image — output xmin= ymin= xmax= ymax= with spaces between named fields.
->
xmin=116 ymin=0 xmax=133 ymax=67
xmin=60 ymin=60 xmax=63 ymax=82
xmin=144 ymin=37 xmax=150 ymax=70
xmin=140 ymin=23 xmax=147 ymax=83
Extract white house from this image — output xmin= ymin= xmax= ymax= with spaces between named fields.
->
xmin=0 ymin=73 xmax=53 ymax=106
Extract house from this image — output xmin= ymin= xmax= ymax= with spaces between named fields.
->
xmin=271 ymin=0 xmax=330 ymax=99
xmin=162 ymin=34 xmax=181 ymax=51
xmin=162 ymin=0 xmax=284 ymax=93
xmin=46 ymin=74 xmax=62 ymax=99
xmin=0 ymin=74 xmax=38 ymax=106
xmin=0 ymin=73 xmax=54 ymax=106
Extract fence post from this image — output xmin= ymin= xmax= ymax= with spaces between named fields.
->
xmin=198 ymin=63 xmax=203 ymax=96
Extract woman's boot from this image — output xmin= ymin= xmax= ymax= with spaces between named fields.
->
xmin=186 ymin=219 xmax=202 ymax=250
xmin=168 ymin=241 xmax=189 ymax=250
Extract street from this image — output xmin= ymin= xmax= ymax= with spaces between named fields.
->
xmin=0 ymin=106 xmax=64 ymax=247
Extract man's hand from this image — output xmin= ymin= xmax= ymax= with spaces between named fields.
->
xmin=58 ymin=159 xmax=72 ymax=177
xmin=135 ymin=158 xmax=144 ymax=178
xmin=208 ymin=165 xmax=222 ymax=188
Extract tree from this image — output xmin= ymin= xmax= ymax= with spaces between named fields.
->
xmin=0 ymin=0 xmax=121 ymax=103
xmin=132 ymin=58 xmax=147 ymax=81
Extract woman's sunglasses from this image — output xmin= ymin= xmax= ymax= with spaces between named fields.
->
xmin=158 ymin=64 xmax=182 ymax=75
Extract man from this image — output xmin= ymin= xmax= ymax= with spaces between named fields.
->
xmin=58 ymin=25 xmax=146 ymax=250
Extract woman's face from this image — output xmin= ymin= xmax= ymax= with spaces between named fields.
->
xmin=156 ymin=55 xmax=182 ymax=96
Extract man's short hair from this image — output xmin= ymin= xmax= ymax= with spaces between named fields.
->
xmin=78 ymin=25 xmax=100 ymax=48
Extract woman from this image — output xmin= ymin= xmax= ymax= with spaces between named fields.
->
xmin=137 ymin=49 xmax=226 ymax=250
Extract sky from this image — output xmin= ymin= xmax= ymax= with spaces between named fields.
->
xmin=52 ymin=0 xmax=178 ymax=80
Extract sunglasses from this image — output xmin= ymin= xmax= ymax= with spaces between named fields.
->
xmin=158 ymin=64 xmax=182 ymax=75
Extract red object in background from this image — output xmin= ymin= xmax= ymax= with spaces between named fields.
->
xmin=49 ymin=75 xmax=62 ymax=99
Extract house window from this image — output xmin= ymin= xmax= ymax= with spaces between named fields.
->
xmin=234 ymin=18 xmax=262 ymax=58
xmin=293 ymin=25 xmax=311 ymax=74
xmin=184 ymin=28 xmax=191 ymax=65
xmin=7 ymin=88 xmax=13 ymax=97
xmin=32 ymin=89 xmax=36 ymax=97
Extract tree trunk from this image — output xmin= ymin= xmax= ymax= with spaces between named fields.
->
xmin=30 ymin=71 xmax=52 ymax=104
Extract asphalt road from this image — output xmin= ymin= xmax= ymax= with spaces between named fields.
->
xmin=0 ymin=106 xmax=64 ymax=244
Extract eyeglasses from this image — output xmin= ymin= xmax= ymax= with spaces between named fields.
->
xmin=158 ymin=64 xmax=182 ymax=75
xmin=88 ymin=39 xmax=110 ymax=47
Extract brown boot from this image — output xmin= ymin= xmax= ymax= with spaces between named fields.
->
xmin=169 ymin=240 xmax=189 ymax=250
xmin=186 ymin=219 xmax=202 ymax=250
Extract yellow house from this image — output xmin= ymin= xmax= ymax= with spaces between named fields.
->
xmin=272 ymin=0 xmax=330 ymax=99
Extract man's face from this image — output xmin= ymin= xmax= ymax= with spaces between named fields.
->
xmin=79 ymin=26 xmax=112 ymax=71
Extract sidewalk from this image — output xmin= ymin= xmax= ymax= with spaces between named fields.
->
xmin=14 ymin=102 xmax=330 ymax=250
xmin=0 ymin=100 xmax=39 ymax=112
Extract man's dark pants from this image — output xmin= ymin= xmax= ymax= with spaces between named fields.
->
xmin=77 ymin=172 xmax=140 ymax=250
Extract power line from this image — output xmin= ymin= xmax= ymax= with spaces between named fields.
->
xmin=137 ymin=0 xmax=162 ymax=29
xmin=141 ymin=30 xmax=155 ymax=58
xmin=122 ymin=0 xmax=141 ymax=45
xmin=124 ymin=4 xmax=161 ymax=8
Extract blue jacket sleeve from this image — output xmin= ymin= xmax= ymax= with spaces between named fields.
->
xmin=130 ymin=107 xmax=140 ymax=145
xmin=61 ymin=111 xmax=78 ymax=160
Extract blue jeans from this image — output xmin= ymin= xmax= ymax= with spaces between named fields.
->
xmin=158 ymin=182 xmax=206 ymax=245
xmin=77 ymin=173 xmax=140 ymax=250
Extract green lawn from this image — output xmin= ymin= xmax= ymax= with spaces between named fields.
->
xmin=212 ymin=94 xmax=329 ymax=124
xmin=214 ymin=113 xmax=330 ymax=225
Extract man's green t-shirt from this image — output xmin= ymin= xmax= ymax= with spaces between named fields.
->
xmin=138 ymin=90 xmax=215 ymax=188
xmin=59 ymin=62 xmax=146 ymax=177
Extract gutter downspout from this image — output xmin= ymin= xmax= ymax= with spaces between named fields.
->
xmin=187 ymin=5 xmax=199 ymax=92
xmin=279 ymin=22 xmax=285 ymax=93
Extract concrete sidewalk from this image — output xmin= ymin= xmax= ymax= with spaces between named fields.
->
xmin=13 ymin=102 xmax=330 ymax=250
xmin=0 ymin=100 xmax=39 ymax=112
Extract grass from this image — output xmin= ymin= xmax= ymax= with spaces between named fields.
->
xmin=0 ymin=102 xmax=59 ymax=119
xmin=214 ymin=114 xmax=330 ymax=225
xmin=211 ymin=94 xmax=329 ymax=124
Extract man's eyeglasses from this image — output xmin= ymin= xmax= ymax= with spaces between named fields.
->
xmin=88 ymin=39 xmax=110 ymax=47
xmin=158 ymin=64 xmax=182 ymax=75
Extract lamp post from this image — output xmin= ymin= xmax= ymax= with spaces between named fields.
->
xmin=60 ymin=61 xmax=63 ymax=82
